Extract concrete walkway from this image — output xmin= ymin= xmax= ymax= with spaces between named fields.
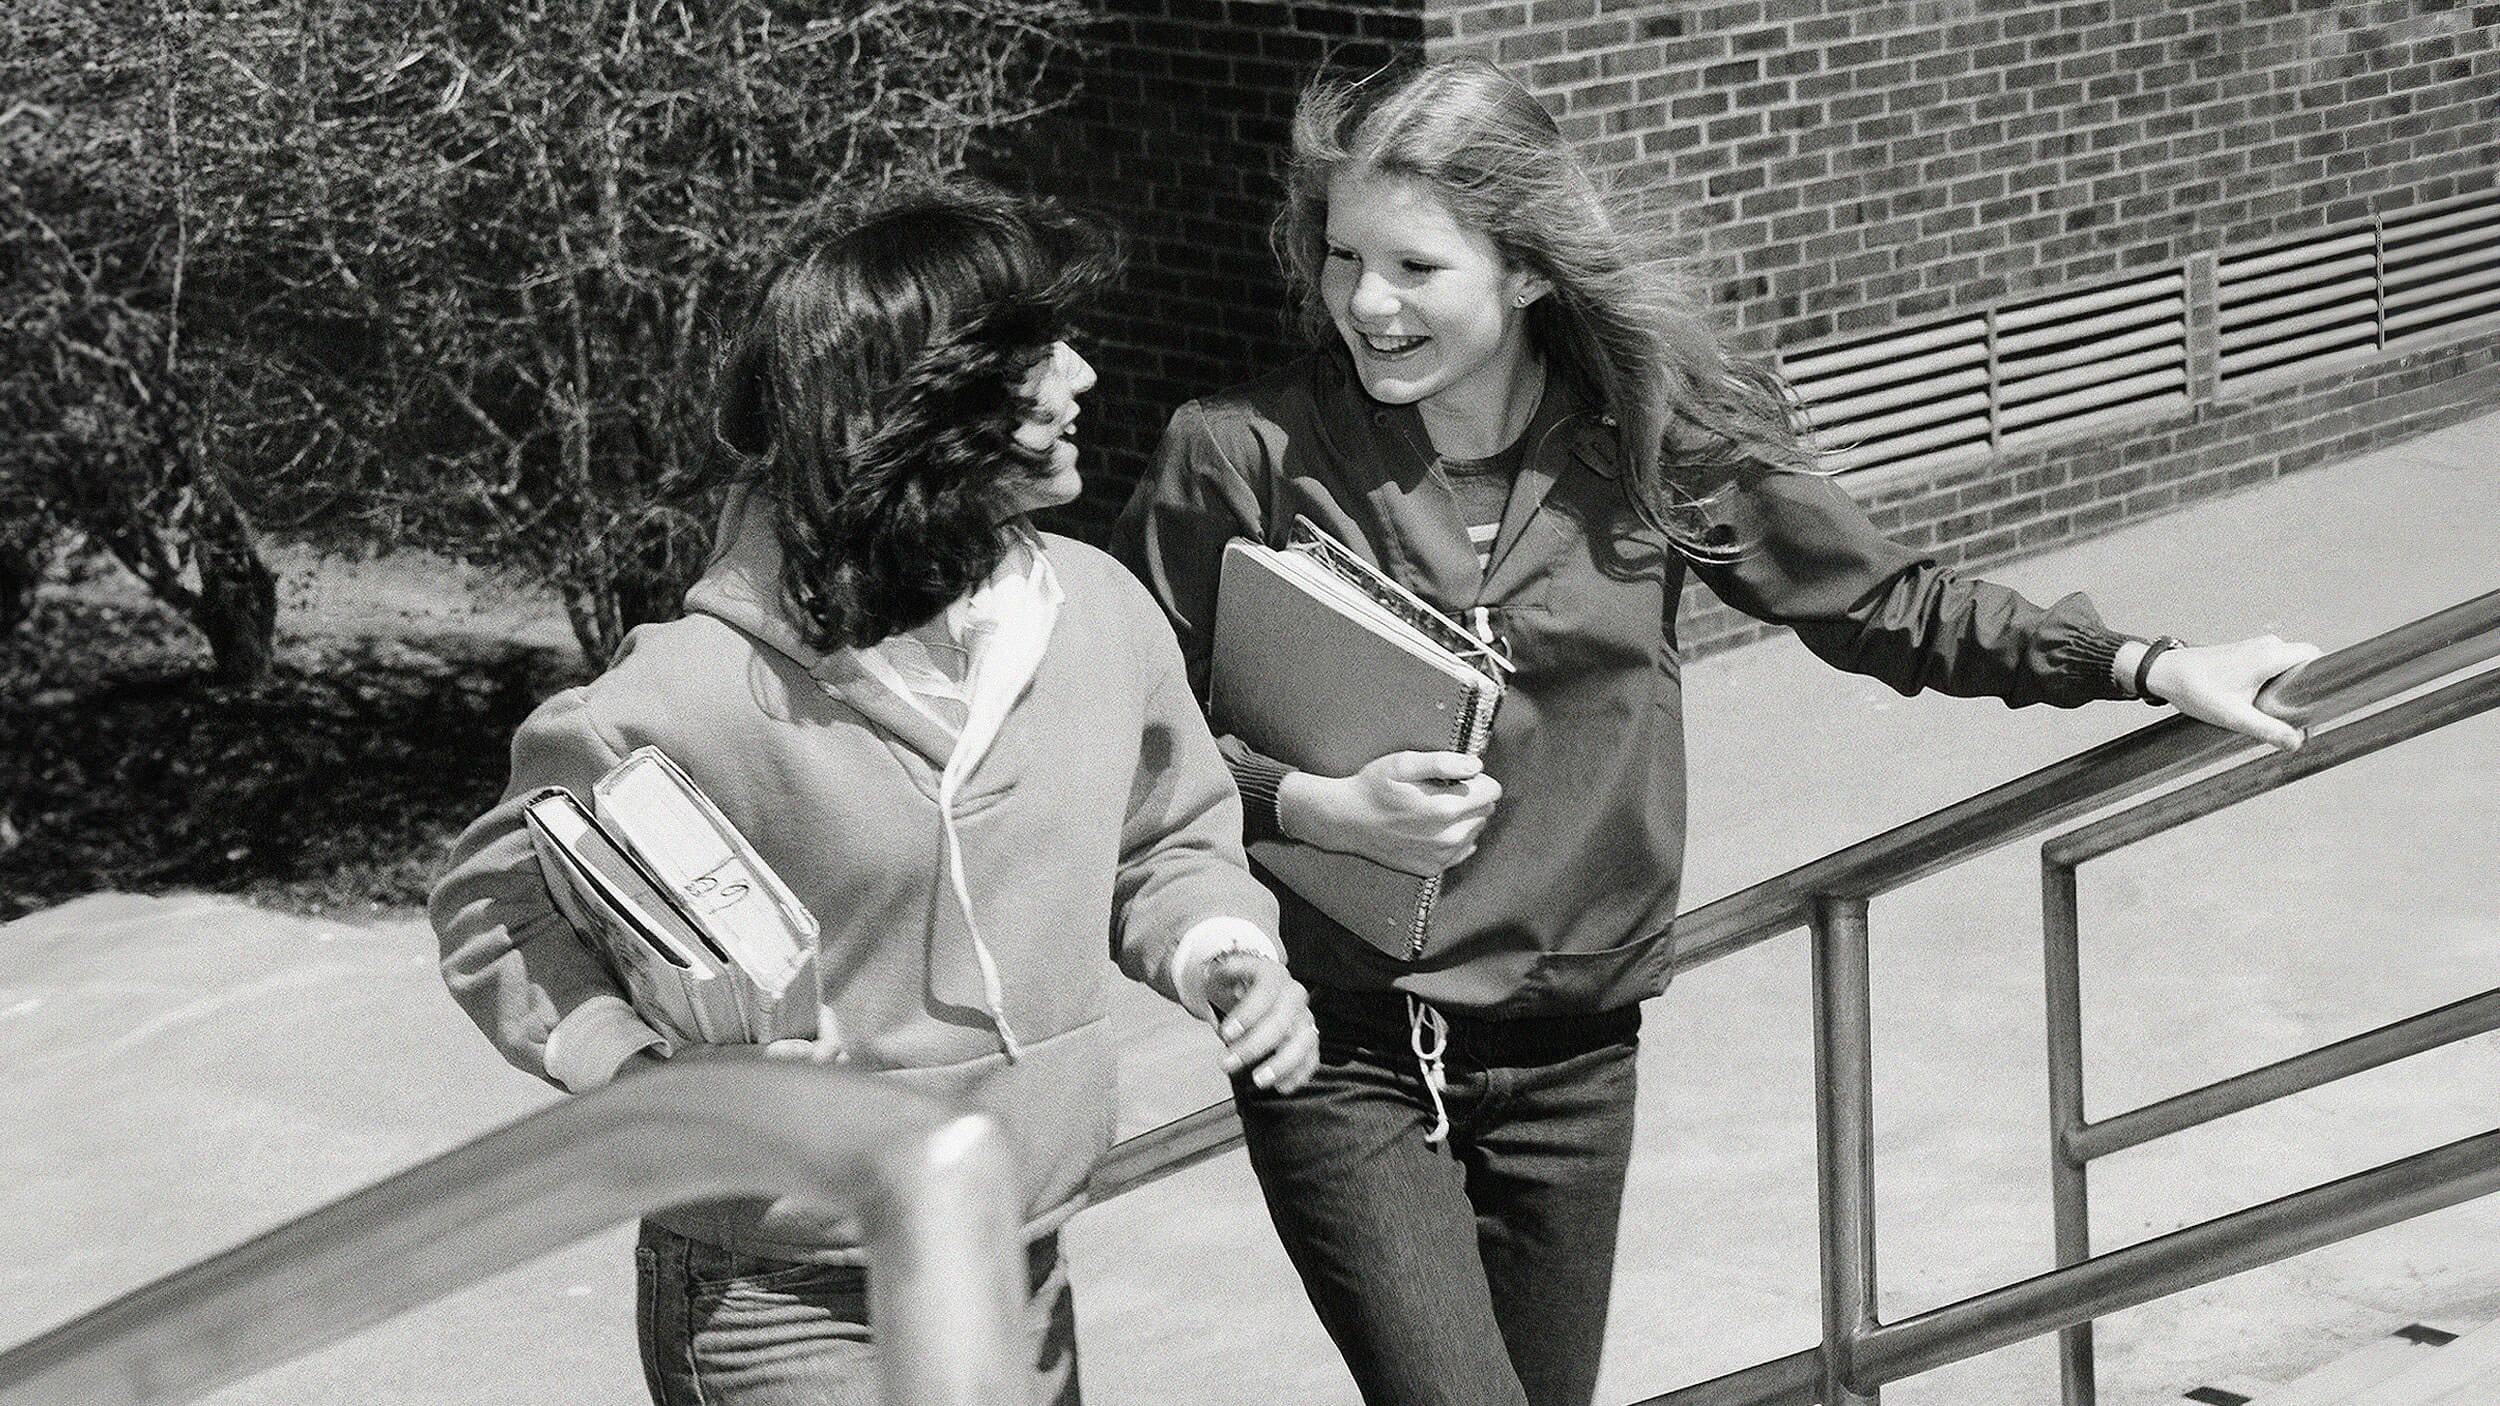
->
xmin=3 ymin=409 xmax=2495 ymax=1405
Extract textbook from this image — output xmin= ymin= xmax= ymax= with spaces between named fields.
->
xmin=523 ymin=747 xmax=820 ymax=1046
xmin=1210 ymin=518 xmax=1508 ymax=960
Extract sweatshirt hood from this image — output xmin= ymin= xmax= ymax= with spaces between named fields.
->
xmin=681 ymin=485 xmax=827 ymax=672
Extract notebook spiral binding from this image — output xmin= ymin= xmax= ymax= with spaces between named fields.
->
xmin=1278 ymin=516 xmax=1510 ymax=964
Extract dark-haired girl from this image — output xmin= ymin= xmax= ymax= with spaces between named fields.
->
xmin=1113 ymin=59 xmax=2317 ymax=1406
xmin=433 ymin=180 xmax=1316 ymax=1406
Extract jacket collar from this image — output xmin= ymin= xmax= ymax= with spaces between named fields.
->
xmin=1306 ymin=351 xmax=1621 ymax=590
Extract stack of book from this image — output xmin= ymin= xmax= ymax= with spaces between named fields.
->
xmin=1211 ymin=518 xmax=1510 ymax=961
xmin=524 ymin=747 xmax=819 ymax=1046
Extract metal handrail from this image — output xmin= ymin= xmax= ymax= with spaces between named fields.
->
xmin=1654 ymin=598 xmax=2500 ymax=1405
xmin=1094 ymin=588 xmax=2500 ymax=1199
xmin=1093 ymin=588 xmax=2500 ymax=1405
xmin=1666 ymin=587 xmax=2500 ymax=969
xmin=2034 ymin=661 xmax=2500 ymax=1405
xmin=0 ymin=1061 xmax=1031 ymax=1406
xmin=40 ymin=589 xmax=2486 ymax=1405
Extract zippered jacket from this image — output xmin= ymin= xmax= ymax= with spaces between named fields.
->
xmin=1110 ymin=353 xmax=2132 ymax=1017
xmin=431 ymin=514 xmax=1276 ymax=1260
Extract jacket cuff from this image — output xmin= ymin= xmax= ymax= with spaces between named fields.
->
xmin=2061 ymin=624 xmax=2138 ymax=702
xmin=1169 ymin=916 xmax=1287 ymax=1022
xmin=544 ymin=995 xmax=669 ymax=1093
xmin=1221 ymin=739 xmax=1292 ymax=846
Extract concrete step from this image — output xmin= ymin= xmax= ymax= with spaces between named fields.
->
xmin=2181 ymin=1321 xmax=2493 ymax=1406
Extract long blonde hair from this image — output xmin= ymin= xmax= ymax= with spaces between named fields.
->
xmin=1278 ymin=57 xmax=1809 ymax=552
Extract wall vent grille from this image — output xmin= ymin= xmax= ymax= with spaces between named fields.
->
xmin=1996 ymin=274 xmax=2190 ymax=449
xmin=2217 ymin=227 xmax=2380 ymax=383
xmin=1779 ymin=273 xmax=2187 ymax=477
xmin=2382 ymin=194 xmax=2500 ymax=346
xmin=2219 ymin=191 xmax=2500 ymax=387
xmin=1777 ymin=317 xmax=1992 ymax=475
xmin=1778 ymin=193 xmax=2498 ymax=479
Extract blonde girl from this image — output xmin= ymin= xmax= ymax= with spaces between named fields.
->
xmin=1114 ymin=57 xmax=2314 ymax=1406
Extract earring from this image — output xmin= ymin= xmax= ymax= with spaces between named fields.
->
xmin=1514 ymin=294 xmax=1530 ymax=307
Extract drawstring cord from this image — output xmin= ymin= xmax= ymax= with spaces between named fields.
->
xmin=942 ymin=797 xmax=1021 ymax=1060
xmin=1407 ymin=995 xmax=1450 ymax=1146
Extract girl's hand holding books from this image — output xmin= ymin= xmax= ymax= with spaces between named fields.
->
xmin=1278 ymin=750 xmax=1503 ymax=877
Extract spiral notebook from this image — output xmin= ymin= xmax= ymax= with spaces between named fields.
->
xmin=1210 ymin=518 xmax=1508 ymax=960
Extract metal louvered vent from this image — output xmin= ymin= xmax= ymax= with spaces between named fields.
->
xmin=1996 ymin=273 xmax=2189 ymax=450
xmin=1778 ymin=317 xmax=1992 ymax=475
xmin=2219 ymin=191 xmax=2500 ymax=387
xmin=1779 ymin=273 xmax=2186 ymax=477
xmin=2383 ymin=194 xmax=2500 ymax=345
xmin=1781 ymin=193 xmax=2498 ymax=476
xmin=2217 ymin=227 xmax=2380 ymax=383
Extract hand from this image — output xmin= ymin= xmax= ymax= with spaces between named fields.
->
xmin=1277 ymin=750 xmax=1501 ymax=877
xmin=1204 ymin=950 xmax=1318 ymax=1094
xmin=2144 ymin=635 xmax=2324 ymax=752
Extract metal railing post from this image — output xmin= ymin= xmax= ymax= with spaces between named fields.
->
xmin=1812 ymin=894 xmax=1881 ymax=1406
xmin=864 ymin=1114 xmax=1034 ymax=1406
xmin=2042 ymin=856 xmax=2096 ymax=1406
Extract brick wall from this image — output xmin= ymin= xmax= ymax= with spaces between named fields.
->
xmin=1004 ymin=0 xmax=1424 ymax=542
xmin=1020 ymin=0 xmax=2499 ymax=650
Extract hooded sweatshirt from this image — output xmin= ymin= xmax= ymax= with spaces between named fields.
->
xmin=431 ymin=497 xmax=1278 ymax=1261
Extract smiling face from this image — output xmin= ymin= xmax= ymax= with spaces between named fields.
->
xmin=1320 ymin=169 xmax=1548 ymax=450
xmin=1000 ymin=340 xmax=1097 ymax=516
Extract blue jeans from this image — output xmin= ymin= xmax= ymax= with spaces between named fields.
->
xmin=1235 ymin=987 xmax=1641 ymax=1406
xmin=635 ymin=1221 xmax=1078 ymax=1406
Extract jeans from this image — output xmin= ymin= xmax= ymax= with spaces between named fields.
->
xmin=635 ymin=1221 xmax=1079 ymax=1406
xmin=1235 ymin=987 xmax=1641 ymax=1406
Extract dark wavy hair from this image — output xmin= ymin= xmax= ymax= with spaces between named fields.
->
xmin=709 ymin=179 xmax=1117 ymax=652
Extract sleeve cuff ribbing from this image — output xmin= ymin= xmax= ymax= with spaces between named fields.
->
xmin=1226 ymin=744 xmax=1292 ymax=846
xmin=544 ymin=994 xmax=669 ymax=1093
xmin=2064 ymin=624 xmax=2139 ymax=702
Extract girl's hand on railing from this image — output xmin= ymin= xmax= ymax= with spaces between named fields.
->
xmin=1206 ymin=951 xmax=1319 ymax=1094
xmin=2145 ymin=635 xmax=2326 ymax=752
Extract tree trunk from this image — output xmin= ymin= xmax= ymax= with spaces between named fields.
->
xmin=189 ymin=520 xmax=278 ymax=686
xmin=565 ymin=514 xmax=706 ymax=667
xmin=0 ymin=520 xmax=48 ymax=637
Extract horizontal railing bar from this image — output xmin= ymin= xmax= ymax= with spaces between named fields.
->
xmin=0 ymin=1063 xmax=1027 ymax=1406
xmin=1667 ymin=716 xmax=2223 ymax=969
xmin=1848 ymin=1128 xmax=2500 ymax=1389
xmin=2071 ymin=987 xmax=2500 ymax=1162
xmin=1624 ymin=1347 xmax=1821 ymax=1406
xmin=1667 ymin=589 xmax=2500 ymax=972
xmin=1099 ymin=591 xmax=2500 ymax=1203
xmin=1086 ymin=1101 xmax=1244 ymax=1202
xmin=2046 ymin=663 xmax=2500 ymax=866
